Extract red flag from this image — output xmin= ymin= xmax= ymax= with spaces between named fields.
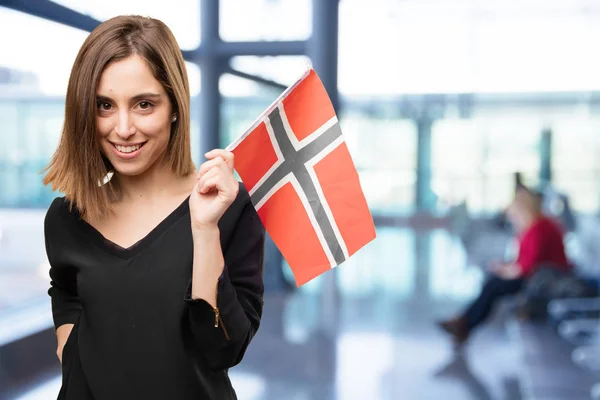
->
xmin=228 ymin=69 xmax=376 ymax=286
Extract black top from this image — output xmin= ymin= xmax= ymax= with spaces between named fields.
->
xmin=45 ymin=183 xmax=265 ymax=400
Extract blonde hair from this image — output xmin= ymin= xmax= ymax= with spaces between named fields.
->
xmin=43 ymin=15 xmax=195 ymax=222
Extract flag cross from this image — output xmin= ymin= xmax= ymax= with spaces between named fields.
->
xmin=249 ymin=104 xmax=348 ymax=268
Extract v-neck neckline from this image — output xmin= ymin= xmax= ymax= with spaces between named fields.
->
xmin=76 ymin=196 xmax=191 ymax=259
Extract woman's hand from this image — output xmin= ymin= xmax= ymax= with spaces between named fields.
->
xmin=189 ymin=149 xmax=239 ymax=232
xmin=493 ymin=263 xmax=523 ymax=280
xmin=488 ymin=260 xmax=505 ymax=271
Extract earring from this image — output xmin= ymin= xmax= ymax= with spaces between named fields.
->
xmin=172 ymin=115 xmax=177 ymax=122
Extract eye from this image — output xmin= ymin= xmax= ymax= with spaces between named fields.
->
xmin=138 ymin=101 xmax=153 ymax=110
xmin=97 ymin=101 xmax=112 ymax=111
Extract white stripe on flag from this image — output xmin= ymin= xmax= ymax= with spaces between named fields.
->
xmin=304 ymin=135 xmax=350 ymax=261
xmin=278 ymin=104 xmax=338 ymax=151
xmin=254 ymin=173 xmax=289 ymax=211
xmin=248 ymin=117 xmax=286 ymax=197
xmin=254 ymin=173 xmax=337 ymax=269
xmin=288 ymin=174 xmax=337 ymax=268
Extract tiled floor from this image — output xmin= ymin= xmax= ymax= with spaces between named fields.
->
xmin=11 ymin=227 xmax=526 ymax=400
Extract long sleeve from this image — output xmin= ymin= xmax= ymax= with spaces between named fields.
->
xmin=46 ymin=198 xmax=82 ymax=330
xmin=184 ymin=191 xmax=265 ymax=371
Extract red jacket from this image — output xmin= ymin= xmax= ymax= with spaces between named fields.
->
xmin=516 ymin=216 xmax=569 ymax=277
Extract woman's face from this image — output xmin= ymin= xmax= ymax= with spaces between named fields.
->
xmin=96 ymin=54 xmax=173 ymax=177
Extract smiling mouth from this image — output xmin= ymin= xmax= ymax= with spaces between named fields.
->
xmin=111 ymin=142 xmax=147 ymax=153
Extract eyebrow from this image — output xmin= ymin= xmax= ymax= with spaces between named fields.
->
xmin=96 ymin=92 xmax=162 ymax=102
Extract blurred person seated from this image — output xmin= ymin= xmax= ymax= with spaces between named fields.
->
xmin=438 ymin=187 xmax=571 ymax=346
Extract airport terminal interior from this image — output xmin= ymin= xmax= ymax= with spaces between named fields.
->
xmin=1 ymin=0 xmax=600 ymax=399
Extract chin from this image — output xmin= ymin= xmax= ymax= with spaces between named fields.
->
xmin=111 ymin=163 xmax=151 ymax=177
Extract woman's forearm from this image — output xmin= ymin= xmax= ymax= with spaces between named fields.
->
xmin=56 ymin=323 xmax=74 ymax=364
xmin=190 ymin=225 xmax=225 ymax=308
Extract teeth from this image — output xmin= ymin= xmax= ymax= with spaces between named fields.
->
xmin=115 ymin=144 xmax=142 ymax=153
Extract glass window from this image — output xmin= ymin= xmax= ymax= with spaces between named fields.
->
xmin=0 ymin=105 xmax=64 ymax=206
xmin=52 ymin=0 xmax=201 ymax=49
xmin=229 ymin=56 xmax=312 ymax=88
xmin=337 ymin=227 xmax=415 ymax=299
xmin=220 ymin=73 xmax=262 ymax=98
xmin=338 ymin=0 xmax=600 ymax=96
xmin=480 ymin=116 xmax=542 ymax=209
xmin=0 ymin=7 xmax=82 ymax=343
xmin=339 ymin=1 xmax=472 ymax=96
xmin=429 ymin=230 xmax=483 ymax=300
xmin=431 ymin=119 xmax=485 ymax=212
xmin=0 ymin=8 xmax=88 ymax=96
xmin=341 ymin=113 xmax=417 ymax=215
xmin=552 ymin=116 xmax=600 ymax=213
xmin=0 ymin=8 xmax=87 ymax=208
xmin=474 ymin=12 xmax=600 ymax=93
xmin=220 ymin=0 xmax=312 ymax=41
xmin=432 ymin=116 xmax=541 ymax=214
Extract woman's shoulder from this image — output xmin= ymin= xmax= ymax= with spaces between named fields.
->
xmin=45 ymin=196 xmax=79 ymax=227
xmin=46 ymin=196 xmax=71 ymax=215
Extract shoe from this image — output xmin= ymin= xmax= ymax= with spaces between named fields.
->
xmin=437 ymin=317 xmax=469 ymax=345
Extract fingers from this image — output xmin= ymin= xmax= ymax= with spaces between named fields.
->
xmin=198 ymin=176 xmax=222 ymax=195
xmin=205 ymin=149 xmax=234 ymax=170
xmin=197 ymin=156 xmax=228 ymax=179
xmin=197 ymin=175 xmax=238 ymax=197
xmin=196 ymin=149 xmax=238 ymax=198
xmin=197 ymin=167 xmax=220 ymax=194
xmin=196 ymin=166 xmax=238 ymax=197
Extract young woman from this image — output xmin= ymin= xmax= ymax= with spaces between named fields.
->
xmin=42 ymin=15 xmax=265 ymax=399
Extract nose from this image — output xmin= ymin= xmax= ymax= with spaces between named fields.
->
xmin=114 ymin=111 xmax=135 ymax=139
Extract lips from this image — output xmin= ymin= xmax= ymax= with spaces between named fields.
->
xmin=110 ymin=141 xmax=147 ymax=159
xmin=114 ymin=143 xmax=143 ymax=153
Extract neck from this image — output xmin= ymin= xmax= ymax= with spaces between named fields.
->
xmin=114 ymin=159 xmax=194 ymax=203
